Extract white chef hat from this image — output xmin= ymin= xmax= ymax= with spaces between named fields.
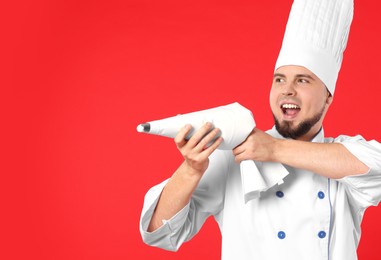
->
xmin=275 ymin=0 xmax=354 ymax=95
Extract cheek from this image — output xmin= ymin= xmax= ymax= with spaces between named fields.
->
xmin=269 ymin=89 xmax=277 ymax=109
xmin=303 ymin=95 xmax=324 ymax=114
xmin=269 ymin=89 xmax=275 ymax=104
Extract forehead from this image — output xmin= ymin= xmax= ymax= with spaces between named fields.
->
xmin=275 ymin=65 xmax=320 ymax=81
xmin=273 ymin=65 xmax=329 ymax=94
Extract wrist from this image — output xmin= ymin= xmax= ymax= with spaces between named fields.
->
xmin=180 ymin=161 xmax=205 ymax=180
xmin=270 ymin=138 xmax=286 ymax=162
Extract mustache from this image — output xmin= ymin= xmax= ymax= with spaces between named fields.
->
xmin=278 ymin=97 xmax=300 ymax=104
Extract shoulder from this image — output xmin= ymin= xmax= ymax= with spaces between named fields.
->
xmin=325 ymin=134 xmax=367 ymax=143
xmin=326 ymin=135 xmax=381 ymax=149
xmin=326 ymin=135 xmax=381 ymax=163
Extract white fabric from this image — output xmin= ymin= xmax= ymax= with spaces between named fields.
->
xmin=140 ymin=127 xmax=381 ymax=260
xmin=275 ymin=0 xmax=353 ymax=95
xmin=138 ymin=102 xmax=290 ymax=200
xmin=240 ymin=160 xmax=289 ymax=202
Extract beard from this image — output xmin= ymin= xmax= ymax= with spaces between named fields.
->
xmin=273 ymin=107 xmax=325 ymax=140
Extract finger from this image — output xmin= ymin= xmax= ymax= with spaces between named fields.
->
xmin=234 ymin=153 xmax=244 ymax=163
xmin=195 ymin=127 xmax=221 ymax=151
xmin=174 ymin=124 xmax=192 ymax=148
xmin=232 ymin=143 xmax=245 ymax=156
xmin=186 ymin=122 xmax=214 ymax=148
xmin=201 ymin=136 xmax=223 ymax=158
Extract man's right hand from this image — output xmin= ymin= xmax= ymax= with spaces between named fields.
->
xmin=147 ymin=122 xmax=223 ymax=232
xmin=174 ymin=122 xmax=223 ymax=177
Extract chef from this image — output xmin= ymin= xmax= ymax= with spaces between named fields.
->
xmin=139 ymin=0 xmax=381 ymax=259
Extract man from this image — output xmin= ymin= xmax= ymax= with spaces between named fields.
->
xmin=140 ymin=0 xmax=381 ymax=259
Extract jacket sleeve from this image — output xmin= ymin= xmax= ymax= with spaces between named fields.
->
xmin=139 ymin=150 xmax=230 ymax=251
xmin=335 ymin=135 xmax=381 ymax=209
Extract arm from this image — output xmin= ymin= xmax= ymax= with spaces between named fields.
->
xmin=233 ymin=128 xmax=369 ymax=179
xmin=148 ymin=122 xmax=223 ymax=232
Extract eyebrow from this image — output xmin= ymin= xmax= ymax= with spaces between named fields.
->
xmin=273 ymin=73 xmax=285 ymax=78
xmin=273 ymin=73 xmax=315 ymax=81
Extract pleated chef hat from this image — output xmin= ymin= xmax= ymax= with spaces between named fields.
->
xmin=275 ymin=0 xmax=354 ymax=95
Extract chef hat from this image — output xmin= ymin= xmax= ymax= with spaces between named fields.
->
xmin=275 ymin=0 xmax=354 ymax=95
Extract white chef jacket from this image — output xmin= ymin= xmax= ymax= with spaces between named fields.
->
xmin=140 ymin=127 xmax=381 ymax=260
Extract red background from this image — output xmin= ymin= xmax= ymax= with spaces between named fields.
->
xmin=2 ymin=0 xmax=381 ymax=259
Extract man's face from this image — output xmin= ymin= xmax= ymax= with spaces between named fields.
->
xmin=269 ymin=65 xmax=333 ymax=141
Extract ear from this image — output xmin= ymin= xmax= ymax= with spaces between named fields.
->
xmin=326 ymin=92 xmax=333 ymax=106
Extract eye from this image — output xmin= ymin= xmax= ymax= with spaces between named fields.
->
xmin=297 ymin=78 xmax=309 ymax=84
xmin=274 ymin=77 xmax=285 ymax=84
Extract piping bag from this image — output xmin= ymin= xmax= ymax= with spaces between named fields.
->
xmin=137 ymin=102 xmax=289 ymax=202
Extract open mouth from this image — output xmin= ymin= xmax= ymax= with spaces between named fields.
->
xmin=281 ymin=103 xmax=300 ymax=118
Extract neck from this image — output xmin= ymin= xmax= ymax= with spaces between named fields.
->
xmin=296 ymin=126 xmax=323 ymax=141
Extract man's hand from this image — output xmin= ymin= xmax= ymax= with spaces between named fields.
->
xmin=175 ymin=122 xmax=223 ymax=177
xmin=147 ymin=123 xmax=223 ymax=232
xmin=233 ymin=128 xmax=368 ymax=179
xmin=233 ymin=128 xmax=279 ymax=163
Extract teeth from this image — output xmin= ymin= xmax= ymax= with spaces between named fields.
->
xmin=282 ymin=104 xmax=300 ymax=109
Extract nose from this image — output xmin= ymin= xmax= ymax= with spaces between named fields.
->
xmin=282 ymin=82 xmax=296 ymax=96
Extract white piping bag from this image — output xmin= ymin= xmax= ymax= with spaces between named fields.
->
xmin=137 ymin=102 xmax=288 ymax=202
